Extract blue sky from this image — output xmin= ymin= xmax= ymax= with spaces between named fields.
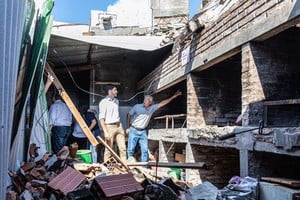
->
xmin=52 ymin=0 xmax=202 ymax=24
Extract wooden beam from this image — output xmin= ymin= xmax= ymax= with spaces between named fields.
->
xmin=263 ymin=98 xmax=300 ymax=106
xmin=126 ymin=162 xmax=206 ymax=169
xmin=45 ymin=63 xmax=98 ymax=146
xmin=261 ymin=177 xmax=300 ymax=188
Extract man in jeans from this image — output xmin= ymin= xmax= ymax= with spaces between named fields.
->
xmin=99 ymin=85 xmax=126 ymax=162
xmin=49 ymin=92 xmax=72 ymax=154
xmin=126 ymin=90 xmax=182 ymax=162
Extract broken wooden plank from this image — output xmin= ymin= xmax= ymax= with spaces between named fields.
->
xmin=261 ymin=177 xmax=300 ymax=188
xmin=45 ymin=63 xmax=98 ymax=146
xmin=127 ymin=162 xmax=206 ymax=169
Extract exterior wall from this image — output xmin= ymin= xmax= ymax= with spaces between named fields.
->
xmin=151 ymin=0 xmax=189 ymax=17
xmin=154 ymin=16 xmax=188 ymax=27
xmin=138 ymin=0 xmax=299 ymax=92
xmin=0 ymin=0 xmax=26 ymax=198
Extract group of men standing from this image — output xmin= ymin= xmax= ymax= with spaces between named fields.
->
xmin=49 ymin=83 xmax=182 ymax=163
xmin=99 ymin=85 xmax=182 ymax=163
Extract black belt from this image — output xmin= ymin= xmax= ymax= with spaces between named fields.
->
xmin=106 ymin=122 xmax=120 ymax=126
xmin=131 ymin=125 xmax=146 ymax=131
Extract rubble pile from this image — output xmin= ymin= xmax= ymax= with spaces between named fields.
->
xmin=7 ymin=143 xmax=258 ymax=199
xmin=6 ymin=144 xmax=189 ymax=200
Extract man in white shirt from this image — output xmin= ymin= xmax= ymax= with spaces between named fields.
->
xmin=49 ymin=92 xmax=72 ymax=154
xmin=99 ymin=85 xmax=126 ymax=162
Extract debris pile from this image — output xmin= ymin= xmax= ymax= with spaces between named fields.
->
xmin=6 ymin=144 xmax=190 ymax=200
xmin=7 ymin=143 xmax=258 ymax=199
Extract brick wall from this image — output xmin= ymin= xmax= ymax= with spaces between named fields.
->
xmin=249 ymin=151 xmax=300 ymax=180
xmin=188 ymin=145 xmax=240 ymax=188
xmin=242 ymin=28 xmax=300 ymax=126
xmin=138 ymin=0 xmax=290 ymax=90
xmin=187 ymin=54 xmax=241 ymax=128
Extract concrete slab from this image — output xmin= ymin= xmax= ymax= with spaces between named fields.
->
xmin=260 ymin=181 xmax=300 ymax=200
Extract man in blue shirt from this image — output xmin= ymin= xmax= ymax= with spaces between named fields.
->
xmin=126 ymin=90 xmax=182 ymax=162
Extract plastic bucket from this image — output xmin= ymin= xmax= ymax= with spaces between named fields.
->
xmin=167 ymin=168 xmax=181 ymax=180
xmin=75 ymin=149 xmax=92 ymax=164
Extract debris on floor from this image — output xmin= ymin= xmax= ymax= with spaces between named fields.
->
xmin=6 ymin=144 xmax=190 ymax=199
xmin=7 ymin=142 xmax=260 ymax=200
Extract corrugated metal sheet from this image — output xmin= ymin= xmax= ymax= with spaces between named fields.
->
xmin=0 ymin=0 xmax=26 ymax=198
xmin=51 ymin=31 xmax=165 ymax=51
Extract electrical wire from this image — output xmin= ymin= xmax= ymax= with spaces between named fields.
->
xmin=52 ymin=48 xmax=156 ymax=102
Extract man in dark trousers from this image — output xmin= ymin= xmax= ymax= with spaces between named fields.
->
xmin=49 ymin=92 xmax=72 ymax=154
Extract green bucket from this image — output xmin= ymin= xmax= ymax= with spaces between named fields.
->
xmin=167 ymin=168 xmax=181 ymax=180
xmin=75 ymin=149 xmax=92 ymax=164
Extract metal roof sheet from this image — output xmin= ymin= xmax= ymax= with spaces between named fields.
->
xmin=52 ymin=32 xmax=166 ymax=51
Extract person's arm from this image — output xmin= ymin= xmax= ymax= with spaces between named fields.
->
xmin=99 ymin=118 xmax=108 ymax=137
xmin=99 ymin=100 xmax=109 ymax=137
xmin=157 ymin=90 xmax=182 ymax=109
xmin=126 ymin=113 xmax=131 ymax=129
xmin=45 ymin=74 xmax=54 ymax=93
xmin=125 ymin=113 xmax=131 ymax=135
xmin=89 ymin=119 xmax=97 ymax=130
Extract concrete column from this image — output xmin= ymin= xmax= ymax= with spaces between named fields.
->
xmin=158 ymin=140 xmax=174 ymax=162
xmin=237 ymin=132 xmax=254 ymax=177
xmin=185 ymin=143 xmax=202 ymax=185
xmin=239 ymin=149 xmax=249 ymax=177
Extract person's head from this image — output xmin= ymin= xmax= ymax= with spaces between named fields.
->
xmin=143 ymin=95 xmax=153 ymax=108
xmin=79 ymin=105 xmax=89 ymax=115
xmin=104 ymin=84 xmax=118 ymax=98
xmin=52 ymin=91 xmax=61 ymax=102
xmin=88 ymin=108 xmax=97 ymax=116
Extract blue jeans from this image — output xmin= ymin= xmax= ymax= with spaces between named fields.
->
xmin=51 ymin=126 xmax=71 ymax=154
xmin=127 ymin=127 xmax=148 ymax=162
xmin=88 ymin=129 xmax=102 ymax=163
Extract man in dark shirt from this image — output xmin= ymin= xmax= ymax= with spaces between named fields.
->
xmin=85 ymin=108 xmax=102 ymax=163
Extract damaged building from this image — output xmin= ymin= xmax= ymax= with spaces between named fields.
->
xmin=2 ymin=0 xmax=300 ymax=199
